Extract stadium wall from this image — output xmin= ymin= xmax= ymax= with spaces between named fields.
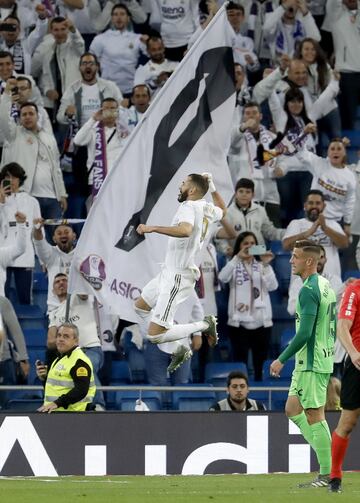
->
xmin=0 ymin=412 xmax=359 ymax=476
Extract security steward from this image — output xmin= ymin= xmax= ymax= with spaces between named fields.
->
xmin=36 ymin=323 xmax=96 ymax=413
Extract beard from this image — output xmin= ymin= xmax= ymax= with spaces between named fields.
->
xmin=177 ymin=189 xmax=188 ymax=203
xmin=307 ymin=208 xmax=320 ymax=222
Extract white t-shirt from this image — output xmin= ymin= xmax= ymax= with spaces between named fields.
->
xmin=134 ymin=59 xmax=178 ymax=89
xmin=283 ymin=217 xmax=345 ymax=276
xmin=0 ymin=192 xmax=41 ymax=267
xmin=164 ymin=199 xmax=223 ymax=271
xmin=48 ymin=295 xmax=101 ymax=348
xmin=154 ymin=0 xmax=200 ymax=48
xmin=31 ymin=141 xmax=56 ymax=198
xmin=81 ymin=83 xmax=101 ymax=126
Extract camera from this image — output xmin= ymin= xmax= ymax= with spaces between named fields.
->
xmin=11 ymin=86 xmax=18 ymax=95
xmin=2 ymin=179 xmax=11 ymax=189
xmin=248 ymin=245 xmax=267 ymax=256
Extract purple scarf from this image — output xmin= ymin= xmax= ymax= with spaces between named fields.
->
xmin=92 ymin=122 xmax=108 ymax=199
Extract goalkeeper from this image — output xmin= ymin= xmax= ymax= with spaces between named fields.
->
xmin=270 ymin=240 xmax=336 ymax=487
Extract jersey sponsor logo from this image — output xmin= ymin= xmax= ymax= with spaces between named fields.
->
xmin=162 ymin=6 xmax=185 ymax=20
xmin=76 ymin=367 xmax=88 ymax=377
xmin=345 ymin=291 xmax=356 ymax=316
xmin=80 ymin=254 xmax=106 ymax=291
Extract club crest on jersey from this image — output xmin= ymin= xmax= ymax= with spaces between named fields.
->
xmin=80 ymin=254 xmax=106 ymax=290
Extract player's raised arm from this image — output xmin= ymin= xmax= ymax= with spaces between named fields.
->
xmin=202 ymin=172 xmax=227 ymax=217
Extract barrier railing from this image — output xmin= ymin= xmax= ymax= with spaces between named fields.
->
xmin=0 ymin=384 xmax=289 ymax=410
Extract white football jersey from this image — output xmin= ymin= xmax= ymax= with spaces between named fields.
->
xmin=164 ymin=199 xmax=223 ymax=271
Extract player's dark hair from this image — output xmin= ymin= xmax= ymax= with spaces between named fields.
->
xmin=318 ymin=244 xmax=326 ymax=255
xmin=235 ymin=178 xmax=255 ymax=192
xmin=189 ymin=174 xmax=209 ymax=196
xmin=54 ymin=272 xmax=68 ymax=280
xmin=294 ymin=239 xmax=321 ymax=257
xmin=17 ymin=76 xmax=32 ymax=88
xmin=243 ymin=101 xmax=261 ymax=112
xmin=305 ymin=189 xmax=325 ymax=202
xmin=80 ymin=52 xmax=99 ymax=66
xmin=226 ymin=1 xmax=245 ymax=14
xmin=111 ymin=3 xmax=131 ymax=17
xmin=50 ymin=16 xmax=66 ymax=28
xmin=0 ymin=162 xmax=27 ymax=186
xmin=232 ymin=231 xmax=258 ymax=258
xmin=101 ymin=97 xmax=118 ymax=105
xmin=132 ymin=84 xmax=151 ymax=98
xmin=0 ymin=50 xmax=14 ymax=62
xmin=227 ymin=371 xmax=249 ymax=387
xmin=146 ymin=36 xmax=163 ymax=49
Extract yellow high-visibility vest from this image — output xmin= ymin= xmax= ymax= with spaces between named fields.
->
xmin=44 ymin=346 xmax=96 ymax=412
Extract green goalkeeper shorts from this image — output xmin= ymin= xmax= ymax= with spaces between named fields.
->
xmin=288 ymin=370 xmax=331 ymax=409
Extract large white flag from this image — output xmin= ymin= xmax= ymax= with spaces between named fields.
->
xmin=68 ymin=6 xmax=236 ymax=322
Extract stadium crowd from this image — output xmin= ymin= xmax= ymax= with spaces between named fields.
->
xmin=0 ymin=0 xmax=360 ymax=412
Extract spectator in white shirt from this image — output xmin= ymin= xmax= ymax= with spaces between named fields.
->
xmin=0 ymin=4 xmax=48 ymax=74
xmin=263 ymin=0 xmax=320 ymax=61
xmin=89 ymin=3 xmax=148 ymax=96
xmin=57 ymin=52 xmax=123 ymax=127
xmin=134 ymin=36 xmax=178 ymax=94
xmin=40 ymin=16 xmax=85 ymax=123
xmin=282 ymin=189 xmax=349 ymax=276
xmin=9 ymin=76 xmax=53 ymax=136
xmin=218 ymin=231 xmax=278 ymax=381
xmin=291 ymin=138 xmax=357 ymax=234
xmin=0 ymin=210 xmax=26 ymax=296
xmin=0 ymin=83 xmax=67 ymax=221
xmin=0 ymin=162 xmax=41 ymax=304
xmin=326 ymin=0 xmax=360 ymax=130
xmin=122 ymin=84 xmax=151 ymax=130
xmin=227 ymin=2 xmax=260 ymax=74
xmin=73 ymin=97 xmax=128 ymax=201
xmin=33 ymin=220 xmax=76 ymax=312
xmin=151 ymin=0 xmax=200 ymax=61
xmin=229 ymin=101 xmax=283 ymax=223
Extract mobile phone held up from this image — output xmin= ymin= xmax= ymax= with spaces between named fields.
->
xmin=248 ymin=245 xmax=267 ymax=256
xmin=2 ymin=179 xmax=11 ymax=189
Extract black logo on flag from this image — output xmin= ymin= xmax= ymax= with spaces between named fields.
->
xmin=115 ymin=47 xmax=235 ymax=252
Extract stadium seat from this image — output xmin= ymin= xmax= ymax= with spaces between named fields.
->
xmin=204 ymin=362 xmax=248 ymax=385
xmin=27 ymin=348 xmax=47 ymax=384
xmin=110 ymin=360 xmax=132 ymax=383
xmin=269 ymin=240 xmax=284 ymax=254
xmin=342 ymin=130 xmax=360 ymax=147
xmin=115 ymin=390 xmax=163 ymax=411
xmin=273 ymin=253 xmax=292 ymax=293
xmin=172 ymin=386 xmax=216 ymax=411
xmin=5 ymin=399 xmax=43 ymax=412
xmin=14 ymin=304 xmax=45 ymax=330
xmin=262 ymin=358 xmax=295 ymax=381
xmin=342 ymin=270 xmax=360 ymax=282
xmin=280 ymin=329 xmax=294 ymax=351
xmin=271 ymin=390 xmax=289 ymax=411
xmin=23 ymin=328 xmax=47 ymax=349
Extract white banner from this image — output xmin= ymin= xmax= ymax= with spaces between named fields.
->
xmin=68 ymin=6 xmax=236 ymax=321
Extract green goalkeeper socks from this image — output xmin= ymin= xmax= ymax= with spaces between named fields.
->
xmin=290 ymin=411 xmax=314 ymax=446
xmin=310 ymin=420 xmax=332 ymax=475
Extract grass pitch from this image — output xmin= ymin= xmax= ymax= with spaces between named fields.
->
xmin=1 ymin=473 xmax=359 ymax=503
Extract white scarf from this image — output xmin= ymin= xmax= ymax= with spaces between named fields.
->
xmin=233 ymin=260 xmax=266 ymax=322
xmin=243 ymin=126 xmax=274 ymax=178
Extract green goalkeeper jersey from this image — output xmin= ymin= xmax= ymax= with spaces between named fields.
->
xmin=295 ymin=273 xmax=336 ymax=373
